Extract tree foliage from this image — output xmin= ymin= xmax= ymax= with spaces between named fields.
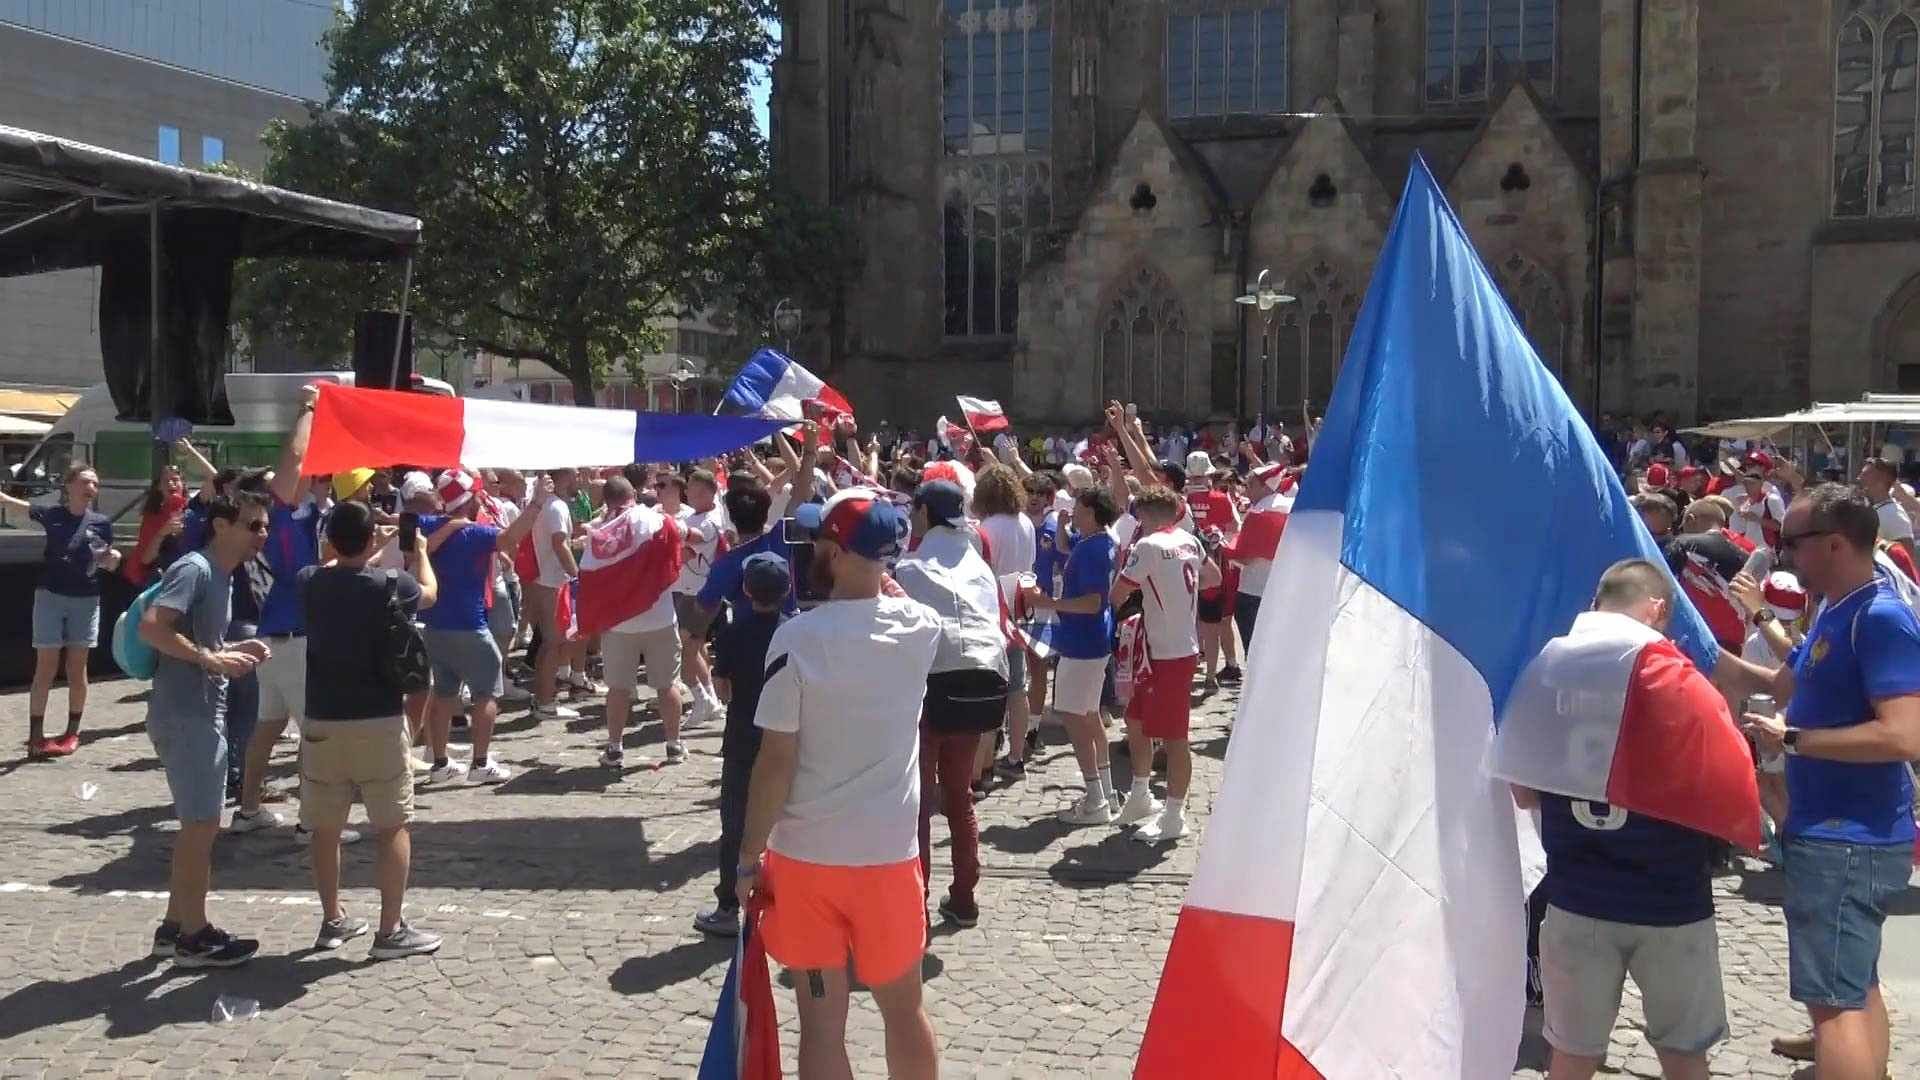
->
xmin=238 ymin=0 xmax=847 ymax=405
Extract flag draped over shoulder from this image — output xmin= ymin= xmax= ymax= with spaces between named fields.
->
xmin=1136 ymin=155 xmax=1726 ymax=1079
xmin=299 ymin=385 xmax=789 ymax=475
xmin=574 ymin=504 xmax=682 ymax=638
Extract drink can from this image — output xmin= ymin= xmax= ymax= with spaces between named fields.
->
xmin=1748 ymin=693 xmax=1777 ymax=717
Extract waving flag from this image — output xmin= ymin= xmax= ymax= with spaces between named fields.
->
xmin=300 ymin=385 xmax=787 ymax=475
xmin=720 ymin=347 xmax=853 ymax=424
xmin=698 ymin=909 xmax=782 ymax=1080
xmin=574 ymin=503 xmax=683 ymax=638
xmin=955 ymin=395 xmax=1009 ymax=434
xmin=1136 ymin=155 xmax=1722 ymax=1079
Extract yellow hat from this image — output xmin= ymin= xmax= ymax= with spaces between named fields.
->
xmin=332 ymin=467 xmax=377 ymax=503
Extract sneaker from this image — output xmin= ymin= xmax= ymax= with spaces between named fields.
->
xmin=152 ymin=921 xmax=181 ymax=957
xmin=567 ymin=674 xmax=601 ymax=696
xmin=1133 ymin=807 xmax=1188 ymax=843
xmin=1770 ymin=1031 xmax=1815 ymax=1062
xmin=425 ymin=760 xmax=469 ymax=786
xmin=598 ymin=746 xmax=625 ymax=769
xmin=993 ymin=755 xmax=1027 ymax=780
xmin=1114 ymin=789 xmax=1163 ymax=827
xmin=686 ymin=695 xmax=718 ymax=728
xmin=938 ymin=897 xmax=980 ymax=929
xmin=407 ymin=754 xmax=432 ymax=775
xmin=173 ymin=925 xmax=260 ymax=968
xmin=296 ymin=824 xmax=363 ymax=846
xmin=314 ymin=915 xmax=371 ymax=951
xmin=693 ymin=907 xmax=741 ymax=938
xmin=664 ymin=742 xmax=687 ymax=764
xmin=227 ymin=808 xmax=289 ymax=834
xmin=1058 ymin=794 xmax=1117 ymax=826
xmin=47 ymin=733 xmax=79 ymax=756
xmin=1218 ymin=665 xmax=1243 ymax=685
xmin=368 ymin=921 xmax=443 ymax=960
xmin=468 ymin=760 xmax=512 ymax=784
xmin=532 ymin=703 xmax=581 ymax=720
xmin=1025 ymin=727 xmax=1042 ymax=755
xmin=25 ymin=737 xmax=51 ymax=760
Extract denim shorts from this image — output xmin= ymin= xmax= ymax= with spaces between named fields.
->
xmin=31 ymin=589 xmax=99 ymax=649
xmin=147 ymin=707 xmax=227 ymax=823
xmin=424 ymin=628 xmax=504 ymax=701
xmin=1782 ymin=835 xmax=1913 ymax=1008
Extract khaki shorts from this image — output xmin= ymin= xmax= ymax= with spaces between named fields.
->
xmin=603 ymin=625 xmax=681 ymax=692
xmin=298 ymin=716 xmax=414 ymax=832
xmin=522 ymin=582 xmax=561 ymax=634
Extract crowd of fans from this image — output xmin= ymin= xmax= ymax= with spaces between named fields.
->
xmin=7 ymin=390 xmax=1918 ymax=1079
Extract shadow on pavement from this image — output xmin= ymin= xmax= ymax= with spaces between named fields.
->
xmin=979 ymin=817 xmax=1075 ymax=856
xmin=0 ymin=951 xmax=357 ymax=1041
xmin=607 ymin=938 xmax=729 ymax=996
xmin=1048 ymin=829 xmax=1175 ymax=888
xmin=46 ymin=815 xmax=722 ymax=895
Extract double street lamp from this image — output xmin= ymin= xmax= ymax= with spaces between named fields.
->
xmin=1235 ymin=268 xmax=1297 ymax=437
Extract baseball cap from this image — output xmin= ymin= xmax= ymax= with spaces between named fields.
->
xmin=399 ymin=470 xmax=435 ymax=503
xmin=793 ymin=487 xmax=908 ymax=561
xmin=1744 ymin=450 xmax=1776 ymax=473
xmin=1645 ymin=463 xmax=1671 ymax=489
xmin=1763 ymin=571 xmax=1808 ymax=622
xmin=913 ymin=479 xmax=969 ymax=529
xmin=1676 ymin=465 xmax=1704 ymax=482
xmin=1185 ymin=450 xmax=1212 ymax=478
xmin=742 ymin=552 xmax=792 ymax=604
xmin=437 ymin=468 xmax=478 ymax=512
xmin=332 ymin=467 xmax=376 ymax=503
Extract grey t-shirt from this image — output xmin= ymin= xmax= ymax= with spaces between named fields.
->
xmin=148 ymin=551 xmax=233 ymax=726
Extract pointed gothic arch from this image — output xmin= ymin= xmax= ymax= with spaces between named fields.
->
xmin=1491 ymin=251 xmax=1570 ymax=377
xmin=1266 ymin=257 xmax=1360 ymax=420
xmin=1096 ymin=264 xmax=1193 ymax=418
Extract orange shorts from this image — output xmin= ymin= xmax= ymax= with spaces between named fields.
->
xmin=1126 ymin=654 xmax=1198 ymax=740
xmin=759 ymin=851 xmax=926 ymax=987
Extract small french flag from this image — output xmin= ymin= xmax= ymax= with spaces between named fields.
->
xmin=698 ymin=909 xmax=782 ymax=1080
xmin=720 ymin=348 xmax=854 ymax=424
xmin=955 ymin=395 xmax=1009 ymax=434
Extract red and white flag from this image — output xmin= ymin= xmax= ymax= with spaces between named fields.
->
xmin=955 ymin=395 xmax=1009 ymax=434
xmin=574 ymin=504 xmax=683 ymax=638
xmin=936 ymin=416 xmax=975 ymax=456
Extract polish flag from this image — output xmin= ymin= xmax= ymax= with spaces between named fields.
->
xmin=955 ymin=395 xmax=1009 ymax=434
xmin=1137 ymin=156 xmax=1730 ymax=1078
xmin=573 ymin=503 xmax=683 ymax=638
xmin=299 ymin=385 xmax=788 ymax=475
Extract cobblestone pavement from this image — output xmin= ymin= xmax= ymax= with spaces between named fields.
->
xmin=0 ymin=675 xmax=1913 ymax=1078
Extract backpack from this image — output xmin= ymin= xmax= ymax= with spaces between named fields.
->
xmin=111 ymin=579 xmax=167 ymax=680
xmin=379 ymin=570 xmax=432 ymax=693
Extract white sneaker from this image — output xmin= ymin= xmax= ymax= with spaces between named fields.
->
xmin=227 ymin=808 xmax=289 ymax=833
xmin=468 ymin=760 xmax=512 ymax=784
xmin=532 ymin=703 xmax=581 ymax=720
xmin=1114 ymin=789 xmax=1164 ymax=827
xmin=407 ymin=754 xmax=433 ymax=775
xmin=1058 ymin=794 xmax=1116 ymax=826
xmin=686 ymin=695 xmax=717 ymax=728
xmin=296 ymin=824 xmax=364 ymax=846
xmin=567 ymin=674 xmax=600 ymax=696
xmin=1133 ymin=808 xmax=1188 ymax=843
xmin=425 ymin=761 xmax=468 ymax=786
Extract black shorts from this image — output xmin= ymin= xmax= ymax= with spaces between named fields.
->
xmin=1197 ymin=594 xmax=1226 ymax=624
xmin=923 ymin=669 xmax=1009 ymax=735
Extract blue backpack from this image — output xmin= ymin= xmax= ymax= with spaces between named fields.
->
xmin=112 ymin=580 xmax=165 ymax=680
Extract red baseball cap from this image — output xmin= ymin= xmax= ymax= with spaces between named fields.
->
xmin=1645 ymin=463 xmax=1671 ymax=488
xmin=794 ymin=488 xmax=907 ymax=561
xmin=1677 ymin=466 xmax=1704 ymax=482
xmin=1743 ymin=450 xmax=1775 ymax=473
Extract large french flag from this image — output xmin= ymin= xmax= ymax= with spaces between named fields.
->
xmin=573 ymin=503 xmax=682 ymax=638
xmin=720 ymin=348 xmax=853 ymax=423
xmin=1137 ymin=156 xmax=1731 ymax=1078
xmin=300 ymin=385 xmax=788 ymax=475
xmin=698 ymin=910 xmax=782 ymax=1080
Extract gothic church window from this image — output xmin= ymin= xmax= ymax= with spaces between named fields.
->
xmin=1266 ymin=261 xmax=1359 ymax=419
xmin=1492 ymin=252 xmax=1569 ymax=377
xmin=1833 ymin=8 xmax=1920 ymax=219
xmin=1167 ymin=3 xmax=1288 ymax=120
xmin=1424 ymin=0 xmax=1555 ymax=106
xmin=943 ymin=0 xmax=1053 ymax=339
xmin=1098 ymin=265 xmax=1193 ymax=417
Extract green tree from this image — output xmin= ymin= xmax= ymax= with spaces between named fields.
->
xmin=243 ymin=0 xmax=796 ymax=405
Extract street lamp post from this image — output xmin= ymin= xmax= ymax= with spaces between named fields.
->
xmin=773 ymin=298 xmax=802 ymax=356
xmin=1235 ymin=268 xmax=1296 ymax=444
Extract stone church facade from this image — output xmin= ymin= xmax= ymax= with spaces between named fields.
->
xmin=773 ymin=1 xmax=1920 ymax=427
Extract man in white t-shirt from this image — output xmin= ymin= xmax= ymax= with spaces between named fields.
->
xmin=1226 ymin=462 xmax=1295 ymax=653
xmin=1109 ymin=485 xmax=1220 ymax=843
xmin=1731 ymin=461 xmax=1787 ymax=550
xmin=593 ymin=477 xmax=690 ymax=766
xmin=737 ymin=488 xmax=942 ymax=1077
xmin=1860 ymin=457 xmax=1918 ymax=565
xmin=526 ymin=469 xmax=583 ymax=720
xmin=659 ymin=469 xmax=727 ymax=725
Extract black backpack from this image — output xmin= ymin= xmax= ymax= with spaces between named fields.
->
xmin=380 ymin=570 xmax=432 ymax=693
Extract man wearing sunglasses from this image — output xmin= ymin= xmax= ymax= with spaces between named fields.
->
xmin=1717 ymin=485 xmax=1920 ymax=1080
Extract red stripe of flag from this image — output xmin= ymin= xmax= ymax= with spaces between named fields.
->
xmin=301 ymin=385 xmax=464 ymax=475
xmin=1136 ymin=908 xmax=1320 ymax=1079
xmin=1606 ymin=640 xmax=1764 ymax=850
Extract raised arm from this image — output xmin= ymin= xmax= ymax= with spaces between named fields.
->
xmin=269 ymin=385 xmax=319 ymax=506
xmin=176 ymin=439 xmax=217 ymax=483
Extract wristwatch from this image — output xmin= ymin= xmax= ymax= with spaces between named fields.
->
xmin=1783 ymin=727 xmax=1802 ymax=755
xmin=1752 ymin=609 xmax=1778 ymax=627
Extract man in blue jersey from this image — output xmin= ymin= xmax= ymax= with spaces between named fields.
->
xmin=1722 ymin=484 xmax=1920 ymax=1080
xmin=1022 ymin=487 xmax=1122 ymax=826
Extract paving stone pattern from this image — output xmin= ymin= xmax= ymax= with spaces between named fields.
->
xmin=0 ymin=678 xmax=1910 ymax=1078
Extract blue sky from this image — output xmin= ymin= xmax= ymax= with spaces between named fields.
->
xmin=751 ymin=73 xmax=770 ymax=137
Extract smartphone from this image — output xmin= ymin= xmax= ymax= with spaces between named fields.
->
xmin=399 ymin=511 xmax=419 ymax=553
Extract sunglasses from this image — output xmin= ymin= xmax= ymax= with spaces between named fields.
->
xmin=1778 ymin=529 xmax=1832 ymax=551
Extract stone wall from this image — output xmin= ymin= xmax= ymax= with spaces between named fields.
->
xmin=1809 ymin=240 xmax=1920 ymax=403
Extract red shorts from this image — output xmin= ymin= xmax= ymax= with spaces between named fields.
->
xmin=758 ymin=851 xmax=927 ymax=987
xmin=1126 ymin=654 xmax=1198 ymax=740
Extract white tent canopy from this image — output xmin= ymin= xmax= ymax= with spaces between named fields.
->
xmin=1684 ymin=395 xmax=1920 ymax=438
xmin=0 ymin=413 xmax=50 ymax=436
